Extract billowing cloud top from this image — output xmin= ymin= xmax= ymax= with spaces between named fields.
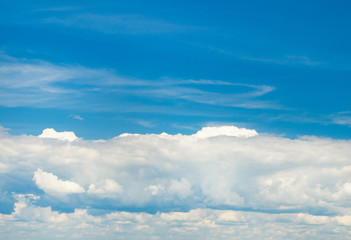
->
xmin=33 ymin=168 xmax=85 ymax=195
xmin=193 ymin=125 xmax=258 ymax=138
xmin=38 ymin=128 xmax=78 ymax=141
xmin=1 ymin=125 xmax=351 ymax=239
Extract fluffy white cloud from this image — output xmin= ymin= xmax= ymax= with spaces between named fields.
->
xmin=147 ymin=184 xmax=164 ymax=196
xmin=88 ymin=179 xmax=123 ymax=195
xmin=193 ymin=125 xmax=258 ymax=138
xmin=33 ymin=168 xmax=85 ymax=195
xmin=168 ymin=178 xmax=193 ymax=199
xmin=1 ymin=194 xmax=351 ymax=240
xmin=38 ymin=128 xmax=78 ymax=142
xmin=1 ymin=125 xmax=351 ymax=226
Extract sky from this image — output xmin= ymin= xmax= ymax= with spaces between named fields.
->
xmin=1 ymin=0 xmax=351 ymax=239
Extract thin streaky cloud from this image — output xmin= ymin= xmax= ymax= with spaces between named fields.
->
xmin=0 ymin=54 xmax=281 ymax=110
xmin=34 ymin=6 xmax=83 ymax=12
xmin=330 ymin=112 xmax=351 ymax=127
xmin=134 ymin=119 xmax=155 ymax=128
xmin=70 ymin=115 xmax=84 ymax=121
xmin=43 ymin=14 xmax=202 ymax=35
xmin=241 ymin=55 xmax=323 ymax=66
xmin=195 ymin=43 xmax=323 ymax=67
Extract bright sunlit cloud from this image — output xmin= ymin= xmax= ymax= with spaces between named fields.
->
xmin=1 ymin=125 xmax=351 ymax=238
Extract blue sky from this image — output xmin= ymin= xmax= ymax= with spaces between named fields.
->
xmin=1 ymin=0 xmax=351 ymax=139
xmin=1 ymin=1 xmax=351 ymax=239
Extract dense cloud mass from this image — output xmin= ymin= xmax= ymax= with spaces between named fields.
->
xmin=1 ymin=125 xmax=351 ymax=239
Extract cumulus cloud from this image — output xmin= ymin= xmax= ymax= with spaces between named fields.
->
xmin=147 ymin=184 xmax=164 ymax=196
xmin=38 ymin=128 xmax=78 ymax=142
xmin=1 ymin=125 xmax=351 ymax=239
xmin=33 ymin=169 xmax=85 ymax=195
xmin=193 ymin=125 xmax=258 ymax=138
xmin=0 ymin=125 xmax=349 ymax=214
xmin=1 ymin=194 xmax=351 ymax=239
xmin=88 ymin=179 xmax=123 ymax=195
xmin=168 ymin=178 xmax=193 ymax=199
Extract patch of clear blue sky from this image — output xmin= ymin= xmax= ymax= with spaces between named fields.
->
xmin=1 ymin=0 xmax=351 ymax=139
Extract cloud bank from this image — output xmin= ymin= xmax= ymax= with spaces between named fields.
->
xmin=1 ymin=125 xmax=351 ymax=239
xmin=1 ymin=194 xmax=350 ymax=240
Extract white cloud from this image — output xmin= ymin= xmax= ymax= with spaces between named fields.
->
xmin=334 ymin=215 xmax=351 ymax=226
xmin=168 ymin=178 xmax=193 ymax=199
xmin=88 ymin=179 xmax=123 ymax=195
xmin=147 ymin=184 xmax=164 ymax=196
xmin=33 ymin=169 xmax=85 ymax=195
xmin=1 ymin=125 xmax=351 ymax=220
xmin=38 ymin=128 xmax=78 ymax=142
xmin=1 ymin=195 xmax=351 ymax=239
xmin=193 ymin=125 xmax=258 ymax=138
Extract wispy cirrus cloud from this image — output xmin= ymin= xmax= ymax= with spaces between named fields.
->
xmin=0 ymin=54 xmax=280 ymax=111
xmin=43 ymin=14 xmax=201 ymax=35
xmin=69 ymin=114 xmax=84 ymax=121
xmin=330 ymin=112 xmax=351 ymax=127
xmin=241 ymin=54 xmax=323 ymax=66
xmin=34 ymin=6 xmax=83 ymax=12
xmin=131 ymin=84 xmax=280 ymax=109
xmin=198 ymin=44 xmax=323 ymax=67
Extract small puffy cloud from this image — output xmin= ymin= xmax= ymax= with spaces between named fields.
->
xmin=2 ymin=196 xmax=351 ymax=240
xmin=88 ymin=179 xmax=123 ymax=195
xmin=217 ymin=211 xmax=239 ymax=222
xmin=33 ymin=169 xmax=85 ymax=195
xmin=193 ymin=125 xmax=258 ymax=138
xmin=160 ymin=209 xmax=204 ymax=222
xmin=168 ymin=178 xmax=193 ymax=199
xmin=296 ymin=213 xmax=330 ymax=225
xmin=147 ymin=184 xmax=164 ymax=196
xmin=38 ymin=128 xmax=78 ymax=142
xmin=334 ymin=215 xmax=351 ymax=226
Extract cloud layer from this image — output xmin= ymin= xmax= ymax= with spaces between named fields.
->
xmin=1 ymin=194 xmax=351 ymax=240
xmin=1 ymin=125 xmax=351 ymax=238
